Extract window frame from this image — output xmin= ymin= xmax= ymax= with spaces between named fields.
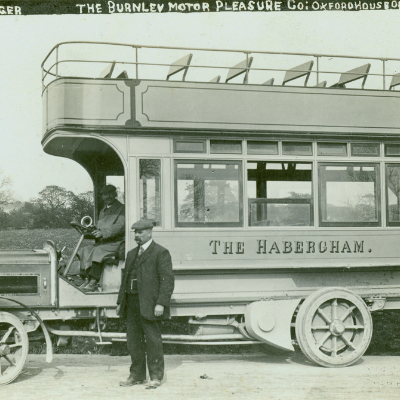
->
xmin=174 ymin=159 xmax=243 ymax=228
xmin=246 ymin=160 xmax=314 ymax=227
xmin=282 ymin=141 xmax=313 ymax=156
xmin=173 ymin=139 xmax=207 ymax=154
xmin=385 ymin=144 xmax=400 ymax=157
xmin=210 ymin=140 xmax=243 ymax=154
xmin=247 ymin=140 xmax=279 ymax=155
xmin=139 ymin=158 xmax=162 ymax=227
xmin=351 ymin=142 xmax=380 ymax=157
xmin=385 ymin=163 xmax=400 ymax=227
xmin=318 ymin=162 xmax=381 ymax=228
xmin=317 ymin=142 xmax=348 ymax=157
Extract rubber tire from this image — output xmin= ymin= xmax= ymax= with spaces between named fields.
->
xmin=0 ymin=312 xmax=29 ymax=385
xmin=295 ymin=287 xmax=372 ymax=368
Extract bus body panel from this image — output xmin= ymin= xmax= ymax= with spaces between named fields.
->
xmin=150 ymin=230 xmax=400 ymax=270
xmin=0 ymin=250 xmax=52 ymax=308
xmin=43 ymin=78 xmax=400 ymax=137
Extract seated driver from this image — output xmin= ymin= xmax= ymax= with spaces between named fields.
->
xmin=78 ymin=184 xmax=125 ymax=292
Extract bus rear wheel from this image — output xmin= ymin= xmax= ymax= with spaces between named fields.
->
xmin=0 ymin=312 xmax=29 ymax=385
xmin=295 ymin=287 xmax=372 ymax=368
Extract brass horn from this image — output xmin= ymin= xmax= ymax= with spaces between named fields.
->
xmin=81 ymin=216 xmax=93 ymax=227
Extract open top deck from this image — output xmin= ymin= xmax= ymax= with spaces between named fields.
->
xmin=42 ymin=42 xmax=400 ymax=139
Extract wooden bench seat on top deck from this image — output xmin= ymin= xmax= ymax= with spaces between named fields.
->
xmin=166 ymin=53 xmax=193 ymax=81
xmin=330 ymin=63 xmax=371 ymax=89
xmin=282 ymin=61 xmax=314 ymax=86
xmin=389 ymin=72 xmax=400 ymax=90
xmin=99 ymin=61 xmax=116 ymax=78
xmin=314 ymin=81 xmax=327 ymax=88
xmin=225 ymin=57 xmax=253 ymax=84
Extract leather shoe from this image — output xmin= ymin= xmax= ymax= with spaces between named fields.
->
xmin=119 ymin=375 xmax=146 ymax=387
xmin=82 ymin=279 xmax=99 ymax=292
xmin=146 ymin=379 xmax=161 ymax=389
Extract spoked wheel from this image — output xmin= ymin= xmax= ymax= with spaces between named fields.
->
xmin=295 ymin=288 xmax=372 ymax=368
xmin=0 ymin=312 xmax=29 ymax=385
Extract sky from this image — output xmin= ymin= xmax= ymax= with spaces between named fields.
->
xmin=1 ymin=10 xmax=400 ymax=201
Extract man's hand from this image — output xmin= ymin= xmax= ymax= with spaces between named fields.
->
xmin=154 ymin=304 xmax=164 ymax=317
xmin=92 ymin=229 xmax=103 ymax=239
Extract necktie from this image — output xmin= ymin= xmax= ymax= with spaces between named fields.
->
xmin=138 ymin=246 xmax=144 ymax=257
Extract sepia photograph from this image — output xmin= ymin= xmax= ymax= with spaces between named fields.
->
xmin=1 ymin=1 xmax=400 ymax=398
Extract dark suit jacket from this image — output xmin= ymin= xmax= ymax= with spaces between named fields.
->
xmin=117 ymin=241 xmax=174 ymax=321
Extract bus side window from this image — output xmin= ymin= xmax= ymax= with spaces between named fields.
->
xmin=318 ymin=163 xmax=380 ymax=227
xmin=139 ymin=159 xmax=161 ymax=226
xmin=247 ymin=162 xmax=313 ymax=227
xmin=386 ymin=164 xmax=400 ymax=226
xmin=175 ymin=160 xmax=243 ymax=227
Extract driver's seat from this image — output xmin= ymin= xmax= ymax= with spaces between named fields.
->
xmin=99 ymin=241 xmax=125 ymax=292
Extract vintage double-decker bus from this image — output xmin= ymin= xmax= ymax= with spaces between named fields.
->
xmin=2 ymin=41 xmax=400 ymax=383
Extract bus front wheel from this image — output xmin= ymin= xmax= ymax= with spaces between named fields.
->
xmin=295 ymin=287 xmax=372 ymax=368
xmin=0 ymin=312 xmax=29 ymax=385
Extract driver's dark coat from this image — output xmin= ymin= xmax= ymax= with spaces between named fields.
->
xmin=117 ymin=241 xmax=174 ymax=321
xmin=78 ymin=200 xmax=125 ymax=268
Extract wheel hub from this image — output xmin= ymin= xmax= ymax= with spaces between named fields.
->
xmin=0 ymin=344 xmax=11 ymax=356
xmin=329 ymin=319 xmax=345 ymax=336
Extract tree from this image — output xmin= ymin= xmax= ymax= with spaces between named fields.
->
xmin=6 ymin=188 xmax=95 ymax=229
xmin=0 ymin=207 xmax=10 ymax=230
xmin=0 ymin=169 xmax=15 ymax=206
xmin=70 ymin=191 xmax=94 ymax=221
xmin=32 ymin=185 xmax=77 ymax=228
xmin=8 ymin=202 xmax=36 ymax=229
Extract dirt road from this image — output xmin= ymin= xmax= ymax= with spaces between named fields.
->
xmin=2 ymin=353 xmax=400 ymax=400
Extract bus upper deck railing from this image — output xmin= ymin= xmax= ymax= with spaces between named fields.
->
xmin=41 ymin=41 xmax=400 ymax=93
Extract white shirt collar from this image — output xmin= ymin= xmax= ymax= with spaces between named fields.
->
xmin=140 ymin=239 xmax=153 ymax=252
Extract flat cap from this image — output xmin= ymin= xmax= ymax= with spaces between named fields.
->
xmin=131 ymin=219 xmax=155 ymax=230
xmin=100 ymin=184 xmax=117 ymax=195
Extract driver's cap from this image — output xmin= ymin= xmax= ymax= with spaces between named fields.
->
xmin=131 ymin=219 xmax=155 ymax=230
xmin=100 ymin=184 xmax=117 ymax=196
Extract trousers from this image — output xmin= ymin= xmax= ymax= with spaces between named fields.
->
xmin=126 ymin=293 xmax=164 ymax=381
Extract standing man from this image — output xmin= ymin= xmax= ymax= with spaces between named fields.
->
xmin=117 ymin=219 xmax=174 ymax=389
xmin=78 ymin=184 xmax=125 ymax=292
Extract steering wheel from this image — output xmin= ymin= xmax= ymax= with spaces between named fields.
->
xmin=70 ymin=221 xmax=96 ymax=239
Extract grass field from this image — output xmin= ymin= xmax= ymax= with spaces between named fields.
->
xmin=0 ymin=228 xmax=91 ymax=259
xmin=1 ymin=229 xmax=400 ymax=356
